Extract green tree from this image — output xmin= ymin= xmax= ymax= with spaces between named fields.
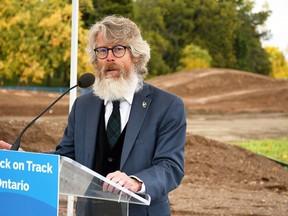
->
xmin=0 ymin=0 xmax=46 ymax=84
xmin=191 ymin=0 xmax=241 ymax=68
xmin=135 ymin=0 xmax=242 ymax=73
xmin=134 ymin=0 xmax=272 ymax=76
xmin=233 ymin=0 xmax=272 ymax=75
xmin=134 ymin=0 xmax=172 ymax=76
xmin=177 ymin=44 xmax=212 ymax=71
xmin=0 ymin=0 xmax=276 ymax=85
xmin=0 ymin=0 xmax=91 ymax=86
xmin=134 ymin=0 xmax=197 ymax=76
xmin=159 ymin=0 xmax=196 ymax=71
xmin=82 ymin=0 xmax=134 ymax=28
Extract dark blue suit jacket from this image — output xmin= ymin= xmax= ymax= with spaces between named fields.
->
xmin=55 ymin=82 xmax=186 ymax=215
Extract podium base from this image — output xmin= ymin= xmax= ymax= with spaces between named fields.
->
xmin=58 ymin=195 xmax=128 ymax=216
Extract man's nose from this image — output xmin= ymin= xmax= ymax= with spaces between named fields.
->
xmin=106 ymin=50 xmax=115 ymax=61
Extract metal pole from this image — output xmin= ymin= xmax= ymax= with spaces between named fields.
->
xmin=69 ymin=0 xmax=79 ymax=111
xmin=67 ymin=195 xmax=75 ymax=216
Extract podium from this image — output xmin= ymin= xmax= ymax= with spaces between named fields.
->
xmin=0 ymin=150 xmax=150 ymax=216
xmin=59 ymin=156 xmax=151 ymax=216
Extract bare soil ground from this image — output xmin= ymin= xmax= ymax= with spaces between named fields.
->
xmin=1 ymin=68 xmax=288 ymax=215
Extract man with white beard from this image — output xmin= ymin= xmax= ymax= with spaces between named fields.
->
xmin=0 ymin=15 xmax=186 ymax=216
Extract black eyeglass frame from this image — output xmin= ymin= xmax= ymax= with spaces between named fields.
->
xmin=93 ymin=45 xmax=130 ymax=59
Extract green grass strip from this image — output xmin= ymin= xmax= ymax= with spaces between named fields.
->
xmin=235 ymin=138 xmax=288 ymax=164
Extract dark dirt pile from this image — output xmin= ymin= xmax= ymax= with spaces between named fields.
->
xmin=1 ymin=68 xmax=288 ymax=215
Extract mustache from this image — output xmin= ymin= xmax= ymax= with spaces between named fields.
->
xmin=104 ymin=63 xmax=122 ymax=72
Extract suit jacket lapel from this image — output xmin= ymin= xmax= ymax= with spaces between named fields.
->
xmin=120 ymin=84 xmax=151 ymax=168
xmin=84 ymin=95 xmax=103 ymax=168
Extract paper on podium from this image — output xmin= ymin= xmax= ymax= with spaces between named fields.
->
xmin=59 ymin=156 xmax=151 ymax=206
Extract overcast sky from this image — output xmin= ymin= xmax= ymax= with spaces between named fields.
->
xmin=253 ymin=0 xmax=288 ymax=57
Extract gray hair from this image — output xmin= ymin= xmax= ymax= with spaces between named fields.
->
xmin=86 ymin=15 xmax=151 ymax=77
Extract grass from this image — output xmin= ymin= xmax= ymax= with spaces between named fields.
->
xmin=235 ymin=138 xmax=288 ymax=164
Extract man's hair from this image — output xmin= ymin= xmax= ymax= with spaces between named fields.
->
xmin=86 ymin=15 xmax=151 ymax=77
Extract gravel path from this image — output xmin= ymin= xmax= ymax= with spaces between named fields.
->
xmin=187 ymin=112 xmax=288 ymax=143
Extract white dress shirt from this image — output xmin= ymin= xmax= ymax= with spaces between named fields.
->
xmin=104 ymin=92 xmax=133 ymax=131
xmin=104 ymin=92 xmax=146 ymax=193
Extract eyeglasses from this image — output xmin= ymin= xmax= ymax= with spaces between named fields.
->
xmin=93 ymin=45 xmax=130 ymax=59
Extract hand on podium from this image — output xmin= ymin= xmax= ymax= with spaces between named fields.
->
xmin=0 ymin=140 xmax=11 ymax=150
xmin=0 ymin=140 xmax=24 ymax=151
xmin=103 ymin=170 xmax=142 ymax=194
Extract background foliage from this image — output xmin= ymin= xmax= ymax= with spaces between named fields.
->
xmin=236 ymin=138 xmax=288 ymax=164
xmin=0 ymin=0 xmax=287 ymax=86
xmin=265 ymin=46 xmax=288 ymax=79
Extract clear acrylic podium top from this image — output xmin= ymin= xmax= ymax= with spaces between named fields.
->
xmin=59 ymin=156 xmax=151 ymax=206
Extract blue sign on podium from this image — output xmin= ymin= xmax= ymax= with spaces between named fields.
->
xmin=0 ymin=150 xmax=59 ymax=216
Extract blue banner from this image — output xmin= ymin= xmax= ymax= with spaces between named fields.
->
xmin=0 ymin=150 xmax=59 ymax=216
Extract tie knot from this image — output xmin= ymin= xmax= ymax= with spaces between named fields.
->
xmin=112 ymin=100 xmax=120 ymax=109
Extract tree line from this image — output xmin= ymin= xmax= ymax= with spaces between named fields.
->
xmin=0 ymin=0 xmax=287 ymax=86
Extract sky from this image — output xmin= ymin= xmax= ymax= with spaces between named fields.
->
xmin=253 ymin=0 xmax=288 ymax=57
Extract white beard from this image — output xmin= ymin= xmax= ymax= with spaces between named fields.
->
xmin=92 ymin=69 xmax=143 ymax=101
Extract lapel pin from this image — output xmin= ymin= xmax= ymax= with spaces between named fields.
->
xmin=142 ymin=101 xmax=147 ymax=108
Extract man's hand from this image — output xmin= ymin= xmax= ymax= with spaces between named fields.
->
xmin=0 ymin=140 xmax=12 ymax=150
xmin=103 ymin=171 xmax=142 ymax=193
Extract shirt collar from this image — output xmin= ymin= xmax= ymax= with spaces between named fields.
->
xmin=104 ymin=91 xmax=134 ymax=105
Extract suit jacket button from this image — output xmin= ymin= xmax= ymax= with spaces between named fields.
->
xmin=108 ymin=157 xmax=113 ymax=162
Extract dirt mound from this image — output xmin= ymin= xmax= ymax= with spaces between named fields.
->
xmin=0 ymin=89 xmax=69 ymax=116
xmin=0 ymin=120 xmax=66 ymax=152
xmin=1 ymin=68 xmax=288 ymax=116
xmin=148 ymin=68 xmax=288 ymax=114
xmin=1 ymin=68 xmax=288 ymax=215
xmin=170 ymin=135 xmax=288 ymax=215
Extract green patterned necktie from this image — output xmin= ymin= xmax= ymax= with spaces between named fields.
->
xmin=107 ymin=101 xmax=121 ymax=148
